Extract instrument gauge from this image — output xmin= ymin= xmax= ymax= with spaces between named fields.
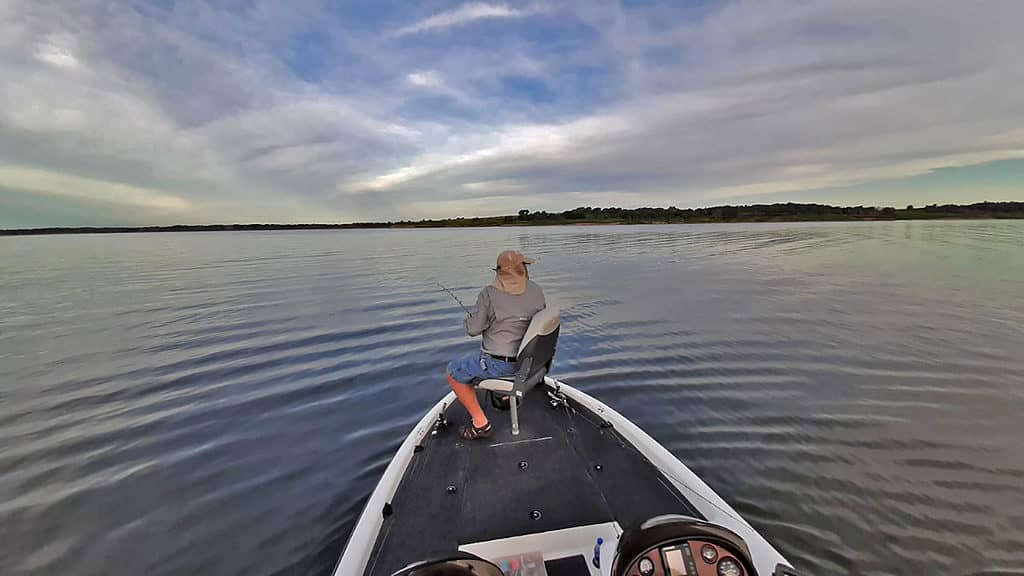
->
xmin=717 ymin=557 xmax=743 ymax=576
xmin=700 ymin=544 xmax=718 ymax=563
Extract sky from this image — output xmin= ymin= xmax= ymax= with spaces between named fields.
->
xmin=1 ymin=0 xmax=1023 ymax=228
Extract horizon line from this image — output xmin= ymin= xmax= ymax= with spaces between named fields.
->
xmin=3 ymin=201 xmax=1023 ymax=235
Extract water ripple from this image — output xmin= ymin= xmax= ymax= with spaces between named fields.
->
xmin=2 ymin=222 xmax=1023 ymax=576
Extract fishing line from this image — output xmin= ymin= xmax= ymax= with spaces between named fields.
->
xmin=436 ymin=282 xmax=470 ymax=314
xmin=653 ymin=466 xmax=753 ymax=529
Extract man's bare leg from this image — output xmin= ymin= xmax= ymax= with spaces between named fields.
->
xmin=447 ymin=372 xmax=489 ymax=428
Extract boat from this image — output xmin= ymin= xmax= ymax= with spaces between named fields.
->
xmin=335 ymin=308 xmax=803 ymax=576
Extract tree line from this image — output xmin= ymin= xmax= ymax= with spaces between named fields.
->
xmin=3 ymin=202 xmax=1022 ymax=235
xmin=392 ymin=201 xmax=1024 ymax=227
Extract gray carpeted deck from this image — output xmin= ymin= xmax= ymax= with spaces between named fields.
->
xmin=363 ymin=384 xmax=701 ymax=576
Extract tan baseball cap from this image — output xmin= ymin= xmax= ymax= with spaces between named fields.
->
xmin=491 ymin=250 xmax=534 ymax=295
xmin=493 ymin=250 xmax=535 ymax=271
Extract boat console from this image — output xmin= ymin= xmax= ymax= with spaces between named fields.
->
xmin=389 ymin=516 xmax=801 ymax=576
xmin=614 ymin=515 xmax=758 ymax=576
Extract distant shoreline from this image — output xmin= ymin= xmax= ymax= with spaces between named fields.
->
xmin=3 ymin=201 xmax=1022 ymax=236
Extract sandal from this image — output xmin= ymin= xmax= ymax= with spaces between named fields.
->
xmin=460 ymin=422 xmax=494 ymax=440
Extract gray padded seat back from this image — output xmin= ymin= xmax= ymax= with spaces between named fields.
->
xmin=517 ymin=307 xmax=561 ymax=359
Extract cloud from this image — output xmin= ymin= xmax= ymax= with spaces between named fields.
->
xmin=407 ymin=70 xmax=444 ymax=89
xmin=1 ymin=0 xmax=1023 ymax=228
xmin=341 ymin=0 xmax=1024 ymax=216
xmin=33 ymin=33 xmax=82 ymax=71
xmin=391 ymin=2 xmax=539 ymax=38
xmin=0 ymin=165 xmax=191 ymax=212
xmin=0 ymin=0 xmax=384 ymax=225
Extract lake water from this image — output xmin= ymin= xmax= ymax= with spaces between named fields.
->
xmin=2 ymin=221 xmax=1023 ymax=576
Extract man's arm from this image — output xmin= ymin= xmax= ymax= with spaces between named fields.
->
xmin=464 ymin=288 xmax=491 ymax=336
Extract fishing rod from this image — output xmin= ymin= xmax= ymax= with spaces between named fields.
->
xmin=436 ymin=282 xmax=471 ymax=314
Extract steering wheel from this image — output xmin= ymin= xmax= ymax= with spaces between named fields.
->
xmin=613 ymin=515 xmax=759 ymax=576
xmin=389 ymin=552 xmax=504 ymax=576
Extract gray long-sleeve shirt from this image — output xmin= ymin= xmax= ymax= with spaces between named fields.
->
xmin=464 ymin=281 xmax=546 ymax=358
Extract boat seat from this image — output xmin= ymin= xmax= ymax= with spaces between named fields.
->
xmin=478 ymin=307 xmax=560 ymax=435
xmin=479 ymin=379 xmax=514 ymax=393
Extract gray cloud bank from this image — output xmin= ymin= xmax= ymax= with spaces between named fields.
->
xmin=2 ymin=0 xmax=1023 ymax=227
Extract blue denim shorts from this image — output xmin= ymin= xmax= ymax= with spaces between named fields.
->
xmin=447 ymin=351 xmax=518 ymax=385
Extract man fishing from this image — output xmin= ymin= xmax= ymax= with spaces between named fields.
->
xmin=445 ymin=250 xmax=546 ymax=440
